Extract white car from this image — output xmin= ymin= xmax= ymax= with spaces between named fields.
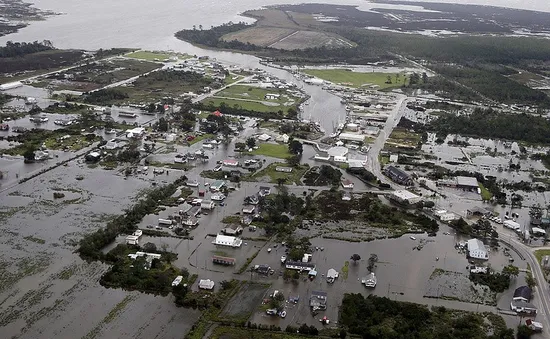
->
xmin=213 ymin=165 xmax=222 ymax=172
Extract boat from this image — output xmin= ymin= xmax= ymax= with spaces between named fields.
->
xmin=25 ymin=97 xmax=37 ymax=105
xmin=409 ymin=236 xmax=416 ymax=240
xmin=362 ymin=272 xmax=377 ymax=288
xmin=280 ymin=255 xmax=287 ymax=264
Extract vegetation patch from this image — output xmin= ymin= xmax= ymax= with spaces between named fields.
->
xmin=303 ymin=69 xmax=408 ymax=89
xmin=23 ymin=235 xmax=46 ymax=244
xmin=249 ymin=143 xmax=291 ymax=159
xmin=245 ymin=162 xmax=308 ymax=185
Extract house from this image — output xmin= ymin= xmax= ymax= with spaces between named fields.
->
xmin=326 ymin=269 xmax=339 ymax=283
xmin=342 ymin=191 xmax=352 ymax=201
xmin=504 ymin=220 xmax=521 ymax=230
xmin=126 ymin=127 xmax=145 ymax=138
xmin=210 ymin=180 xmax=226 ymax=192
xmin=276 ymin=134 xmax=289 ymax=143
xmin=222 ymin=224 xmax=243 ymax=236
xmin=242 ymin=206 xmax=256 ymax=214
xmin=525 ymin=319 xmax=543 ymax=332
xmin=456 ymin=176 xmax=479 ymax=191
xmin=85 ymin=151 xmax=101 ymax=163
xmin=285 ymin=261 xmax=315 ymax=272
xmin=513 ymin=286 xmax=532 ymax=302
xmin=309 ymin=290 xmax=327 ymax=310
xmin=467 ymin=239 xmax=488 ymax=260
xmin=259 ymin=186 xmax=271 ymax=197
xmin=186 ymin=205 xmax=201 ymax=217
xmin=265 ymin=93 xmax=280 ymax=100
xmin=362 ymin=272 xmax=377 ymax=288
xmin=384 ymin=166 xmax=413 ymax=186
xmin=338 ymin=133 xmax=365 ymax=143
xmin=440 ymin=212 xmax=459 ymax=222
xmin=256 ymin=264 xmax=271 ymax=275
xmin=511 ymin=300 xmax=537 ymax=314
xmin=244 ymin=195 xmax=259 ymax=205
xmin=183 ymin=217 xmax=199 ymax=227
xmin=275 ymin=166 xmax=293 ymax=173
xmin=0 ymin=123 xmax=9 ymax=131
xmin=258 ymin=133 xmax=271 ymax=142
xmin=201 ymin=200 xmax=215 ymax=210
xmin=212 ymin=255 xmax=236 ymax=266
xmin=125 ymin=235 xmax=139 ymax=245
xmin=466 ymin=206 xmax=492 ymax=218
xmin=199 ymin=279 xmax=215 ymax=290
xmin=127 ymin=252 xmax=161 ymax=269
xmin=222 ymin=159 xmax=239 ymax=167
xmin=389 ymin=190 xmax=421 ymax=205
xmin=341 ymin=179 xmax=354 ymax=189
xmin=212 ymin=110 xmax=223 ymax=117
xmin=212 ymin=234 xmax=243 ymax=248
xmin=389 ymin=154 xmax=399 ymax=163
xmin=133 ymin=230 xmax=142 ymax=237
xmin=186 ymin=180 xmax=199 ymax=187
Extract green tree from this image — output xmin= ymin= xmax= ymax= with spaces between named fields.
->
xmin=350 ymin=254 xmax=361 ymax=263
xmin=288 ymin=140 xmax=303 ymax=155
xmin=516 ymin=325 xmax=533 ymax=339
xmin=22 ymin=145 xmax=36 ymax=161
xmin=286 ymin=155 xmax=300 ymax=167
xmin=142 ymin=242 xmax=157 ymax=252
xmin=502 ymin=265 xmax=519 ymax=278
xmin=246 ymin=137 xmax=256 ymax=149
xmin=525 ymin=271 xmax=537 ymax=289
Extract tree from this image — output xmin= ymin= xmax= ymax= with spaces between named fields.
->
xmin=286 ymin=155 xmax=300 ymax=167
xmin=288 ymin=140 xmax=303 ymax=155
xmin=367 ymin=254 xmax=378 ymax=272
xmin=276 ymin=177 xmax=287 ymax=187
xmin=525 ymin=271 xmax=537 ymax=289
xmin=22 ymin=145 xmax=36 ymax=161
xmin=142 ymin=242 xmax=157 ymax=252
xmin=156 ymin=117 xmax=169 ymax=132
xmin=502 ymin=265 xmax=519 ymax=278
xmin=350 ymin=254 xmax=361 ymax=263
xmin=287 ymin=107 xmax=298 ymax=119
xmin=517 ymin=325 xmax=533 ymax=339
xmin=339 ymin=329 xmax=347 ymax=339
xmin=270 ymin=291 xmax=285 ymax=311
xmin=246 ymin=137 xmax=256 ymax=149
xmin=422 ymin=72 xmax=428 ymax=83
xmin=385 ymin=75 xmax=392 ymax=84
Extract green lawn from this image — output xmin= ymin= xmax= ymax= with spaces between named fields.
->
xmin=125 ymin=50 xmax=189 ymax=61
xmin=478 ymin=183 xmax=493 ymax=201
xmin=534 ymin=249 xmax=550 ymax=267
xmin=210 ymin=327 xmax=312 ymax=339
xmin=250 ymin=143 xmax=291 ymax=159
xmin=247 ymin=162 xmax=309 ymax=185
xmin=223 ymin=74 xmax=244 ymax=85
xmin=303 ymin=69 xmax=408 ymax=89
xmin=203 ymin=97 xmax=285 ymax=113
xmin=189 ymin=133 xmax=215 ymax=145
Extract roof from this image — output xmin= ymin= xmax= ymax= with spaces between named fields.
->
xmin=212 ymin=255 xmax=235 ymax=262
xmin=467 ymin=239 xmax=487 ymax=252
xmin=199 ymin=279 xmax=215 ymax=289
xmin=327 ymin=268 xmax=339 ymax=278
xmin=456 ymin=176 xmax=479 ymax=187
xmin=385 ymin=166 xmax=410 ymax=180
xmin=511 ymin=300 xmax=537 ymax=310
xmin=212 ymin=110 xmax=223 ymax=117
xmin=327 ymin=146 xmax=349 ymax=158
xmin=286 ymin=260 xmax=315 ymax=268
xmin=391 ymin=190 xmax=420 ymax=201
xmin=532 ymin=227 xmax=546 ymax=234
xmin=311 ymin=290 xmax=327 ymax=298
xmin=210 ymin=180 xmax=226 ymax=188
xmin=514 ymin=286 xmax=532 ymax=300
xmin=223 ymin=159 xmax=239 ymax=164
xmin=467 ymin=206 xmax=492 ymax=215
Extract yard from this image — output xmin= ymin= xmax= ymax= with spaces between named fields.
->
xmin=534 ymin=249 xmax=550 ymax=269
xmin=385 ymin=128 xmax=422 ymax=149
xmin=246 ymin=162 xmax=309 ymax=185
xmin=303 ymin=69 xmax=408 ymax=89
xmin=250 ymin=143 xmax=291 ymax=159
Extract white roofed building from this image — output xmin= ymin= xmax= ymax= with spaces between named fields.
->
xmin=389 ymin=190 xmax=421 ymax=205
xmin=467 ymin=239 xmax=488 ymax=260
xmin=212 ymin=234 xmax=243 ymax=248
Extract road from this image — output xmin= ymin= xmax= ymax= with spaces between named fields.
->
xmin=364 ymin=94 xmax=409 ymax=187
xmin=496 ymin=228 xmax=550 ymax=331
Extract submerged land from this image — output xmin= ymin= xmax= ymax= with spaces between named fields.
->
xmin=1 ymin=1 xmax=550 ymax=339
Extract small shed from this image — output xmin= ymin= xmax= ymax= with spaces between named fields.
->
xmin=199 ymin=279 xmax=215 ymax=290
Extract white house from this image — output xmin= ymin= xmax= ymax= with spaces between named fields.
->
xmin=199 ymin=279 xmax=215 ymax=290
xmin=125 ymin=235 xmax=140 ymax=245
xmin=212 ymin=234 xmax=243 ymax=248
xmin=276 ymin=134 xmax=289 ymax=143
xmin=126 ymin=127 xmax=145 ymax=138
xmin=258 ymin=133 xmax=271 ymax=142
xmin=201 ymin=200 xmax=215 ymax=210
xmin=341 ymin=179 xmax=354 ymax=189
xmin=440 ymin=212 xmax=459 ymax=222
xmin=467 ymin=239 xmax=488 ymax=260
xmin=275 ymin=166 xmax=293 ymax=173
xmin=389 ymin=190 xmax=421 ymax=205
xmin=265 ymin=93 xmax=280 ymax=100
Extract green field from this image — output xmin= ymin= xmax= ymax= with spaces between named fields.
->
xmin=303 ymin=69 xmax=408 ymax=89
xmin=246 ymin=162 xmax=308 ymax=185
xmin=534 ymin=249 xmax=550 ymax=268
xmin=203 ymin=97 xmax=286 ymax=113
xmin=250 ymin=143 xmax=290 ymax=159
xmin=125 ymin=50 xmax=188 ymax=61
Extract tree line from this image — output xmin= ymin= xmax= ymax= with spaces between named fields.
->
xmin=0 ymin=40 xmax=54 ymax=58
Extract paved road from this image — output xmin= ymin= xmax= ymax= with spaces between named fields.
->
xmin=364 ymin=94 xmax=408 ymax=188
xmin=496 ymin=229 xmax=550 ymax=331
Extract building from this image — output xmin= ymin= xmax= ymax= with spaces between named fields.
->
xmin=326 ymin=269 xmax=339 ymax=283
xmin=201 ymin=200 xmax=215 ymax=210
xmin=242 ymin=206 xmax=256 ymax=214
xmin=222 ymin=224 xmax=243 ymax=236
xmin=327 ymin=146 xmax=349 ymax=159
xmin=258 ymin=133 xmax=271 ymax=142
xmin=126 ymin=127 xmax=145 ymax=138
xmin=212 ymin=234 xmax=243 ymax=248
xmin=265 ymin=93 xmax=280 ymax=100
xmin=513 ymin=286 xmax=532 ymax=302
xmin=276 ymin=134 xmax=289 ymax=143
xmin=256 ymin=264 xmax=271 ymax=275
xmin=466 ymin=206 xmax=493 ymax=218
xmin=210 ymin=180 xmax=226 ymax=192
xmin=467 ymin=239 xmax=488 ymax=260
xmin=275 ymin=166 xmax=293 ymax=173
xmin=440 ymin=212 xmax=459 ymax=222
xmin=212 ymin=110 xmax=223 ymax=117
xmin=338 ymin=133 xmax=365 ymax=143
xmin=511 ymin=300 xmax=537 ymax=314
xmin=456 ymin=176 xmax=479 ymax=190
xmin=504 ymin=220 xmax=521 ymax=230
xmin=199 ymin=279 xmax=215 ymax=290
xmin=127 ymin=251 xmax=161 ymax=269
xmin=342 ymin=191 xmax=352 ymax=201
xmin=258 ymin=186 xmax=271 ymax=197
xmin=285 ymin=261 xmax=315 ymax=271
xmin=310 ymin=290 xmax=327 ymax=310
xmin=85 ymin=151 xmax=101 ymax=163
xmin=125 ymin=235 xmax=139 ymax=245
xmin=183 ymin=217 xmax=199 ymax=227
xmin=362 ymin=272 xmax=377 ymax=288
xmin=384 ymin=166 xmax=413 ymax=186
xmin=341 ymin=179 xmax=354 ymax=189
xmin=212 ymin=255 xmax=236 ymax=266
xmin=186 ymin=205 xmax=201 ymax=217
xmin=389 ymin=190 xmax=421 ymax=205
xmin=222 ymin=159 xmax=239 ymax=167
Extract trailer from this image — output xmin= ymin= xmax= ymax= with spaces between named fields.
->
xmin=158 ymin=218 xmax=173 ymax=225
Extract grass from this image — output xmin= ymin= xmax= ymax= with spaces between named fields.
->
xmin=224 ymin=74 xmax=245 ymax=85
xmin=222 ymin=215 xmax=241 ymax=224
xmin=189 ymin=133 xmax=215 ymax=145
xmin=303 ymin=69 xmax=408 ymax=89
xmin=203 ymin=97 xmax=286 ymax=113
xmin=478 ymin=183 xmax=493 ymax=201
xmin=125 ymin=50 xmax=188 ymax=61
xmin=342 ymin=261 xmax=350 ymax=280
xmin=250 ymin=143 xmax=291 ymax=159
xmin=386 ymin=129 xmax=422 ymax=147
xmin=210 ymin=326 xmax=312 ymax=339
xmin=534 ymin=249 xmax=550 ymax=267
xmin=246 ymin=162 xmax=309 ymax=185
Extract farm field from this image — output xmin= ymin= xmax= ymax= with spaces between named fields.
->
xmin=303 ymin=69 xmax=408 ymax=89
